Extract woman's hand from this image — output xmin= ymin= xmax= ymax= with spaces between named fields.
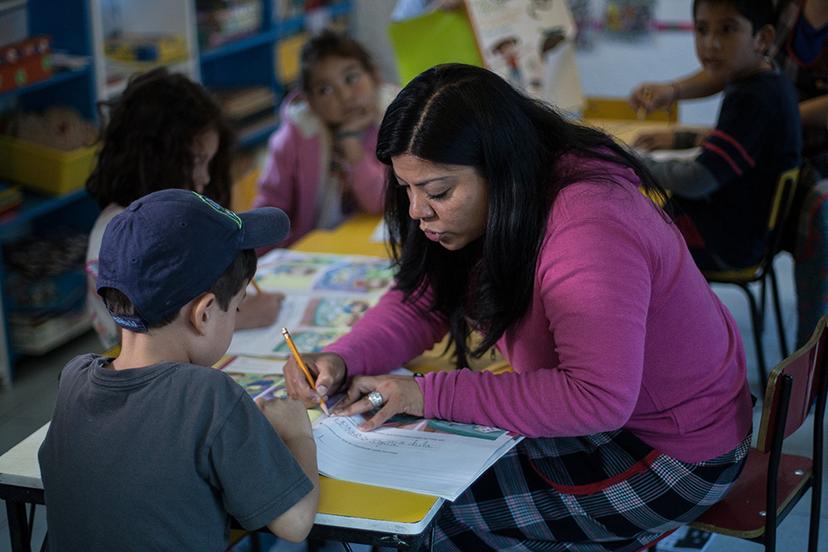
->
xmin=284 ymin=352 xmax=347 ymax=407
xmin=334 ymin=375 xmax=424 ymax=431
xmin=632 ymin=129 xmax=676 ymax=152
xmin=235 ymin=291 xmax=284 ymax=330
xmin=629 ymin=82 xmax=677 ymax=113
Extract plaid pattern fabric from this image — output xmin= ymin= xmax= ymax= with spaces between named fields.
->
xmin=433 ymin=429 xmax=750 ymax=551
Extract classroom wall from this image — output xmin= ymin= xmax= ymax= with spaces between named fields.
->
xmin=350 ymin=0 xmax=719 ymax=126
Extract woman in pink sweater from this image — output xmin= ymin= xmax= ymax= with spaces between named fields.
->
xmin=285 ymin=64 xmax=753 ymax=550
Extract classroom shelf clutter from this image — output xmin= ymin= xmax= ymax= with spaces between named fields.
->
xmin=0 ymin=0 xmax=351 ymax=380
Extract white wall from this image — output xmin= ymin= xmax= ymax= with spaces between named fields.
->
xmin=350 ymin=0 xmax=719 ymax=126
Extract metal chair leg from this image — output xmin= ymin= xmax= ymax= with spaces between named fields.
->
xmin=768 ymin=266 xmax=789 ymax=358
xmin=739 ymin=283 xmax=768 ymax=391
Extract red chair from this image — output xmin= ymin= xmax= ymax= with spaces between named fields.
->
xmin=690 ymin=314 xmax=827 ymax=551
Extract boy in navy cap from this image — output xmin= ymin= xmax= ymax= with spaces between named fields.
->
xmin=38 ymin=189 xmax=319 ymax=550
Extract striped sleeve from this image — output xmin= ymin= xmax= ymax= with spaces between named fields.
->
xmin=697 ymin=88 xmax=765 ymax=188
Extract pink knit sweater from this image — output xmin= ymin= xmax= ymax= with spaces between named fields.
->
xmin=326 ymin=156 xmax=753 ymax=463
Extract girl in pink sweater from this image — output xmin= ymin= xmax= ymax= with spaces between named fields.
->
xmin=253 ymin=30 xmax=395 ymax=246
xmin=285 ymin=64 xmax=753 ymax=550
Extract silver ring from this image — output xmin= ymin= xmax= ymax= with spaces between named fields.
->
xmin=367 ymin=391 xmax=384 ymax=409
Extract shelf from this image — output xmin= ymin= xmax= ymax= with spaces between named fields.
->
xmin=0 ymin=65 xmax=91 ymax=101
xmin=200 ymin=29 xmax=279 ymax=63
xmin=276 ymin=0 xmax=351 ymax=38
xmin=0 ymin=0 xmax=25 ymax=16
xmin=0 ymin=187 xmax=89 ymax=239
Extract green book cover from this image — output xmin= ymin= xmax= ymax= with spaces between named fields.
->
xmin=388 ymin=10 xmax=484 ymax=86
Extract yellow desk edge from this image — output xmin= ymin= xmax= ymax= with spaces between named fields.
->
xmin=291 ymin=214 xmax=390 ymax=258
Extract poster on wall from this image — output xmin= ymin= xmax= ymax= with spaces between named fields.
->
xmin=464 ymin=0 xmax=583 ymax=112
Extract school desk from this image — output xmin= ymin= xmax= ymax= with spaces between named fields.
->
xmin=0 ymin=420 xmax=445 ymax=552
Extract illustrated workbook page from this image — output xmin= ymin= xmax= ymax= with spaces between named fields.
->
xmin=227 ymin=250 xmax=394 ymax=357
xmin=313 ymin=413 xmax=523 ymax=501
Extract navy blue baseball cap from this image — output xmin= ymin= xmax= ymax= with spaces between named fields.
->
xmin=96 ymin=189 xmax=290 ymax=332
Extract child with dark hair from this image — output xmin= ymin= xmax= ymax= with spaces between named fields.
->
xmin=40 ymin=190 xmax=318 ymax=550
xmin=253 ymin=30 xmax=397 ymax=246
xmin=85 ymin=68 xmax=283 ymax=349
xmin=633 ymin=0 xmax=802 ymax=269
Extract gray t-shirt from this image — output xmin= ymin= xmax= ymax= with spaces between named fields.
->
xmin=38 ymin=354 xmax=313 ymax=551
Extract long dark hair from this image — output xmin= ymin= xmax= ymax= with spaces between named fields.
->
xmin=86 ymin=68 xmax=234 ymax=208
xmin=376 ymin=64 xmax=665 ymax=368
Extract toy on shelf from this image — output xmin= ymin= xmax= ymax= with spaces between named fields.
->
xmin=0 ymin=35 xmax=53 ymax=93
xmin=197 ymin=0 xmax=263 ymax=50
xmin=604 ymin=0 xmax=655 ymax=38
xmin=4 ymin=230 xmax=91 ymax=356
xmin=0 ymin=106 xmax=98 ymax=195
xmin=105 ymin=33 xmax=188 ymax=64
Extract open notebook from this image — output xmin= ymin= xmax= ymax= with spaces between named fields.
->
xmin=219 ymin=357 xmax=522 ymax=502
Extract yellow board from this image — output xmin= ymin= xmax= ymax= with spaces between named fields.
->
xmin=389 ymin=10 xmax=484 ymax=86
xmin=231 ymin=167 xmax=260 ymax=212
xmin=291 ymin=214 xmax=390 ymax=258
xmin=276 ymin=32 xmax=307 ymax=85
xmin=319 ymin=477 xmax=438 ymax=522
xmin=582 ymin=96 xmax=677 ymax=123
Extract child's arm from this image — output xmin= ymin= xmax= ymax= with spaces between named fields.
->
xmin=258 ymin=397 xmax=320 ymax=542
xmin=337 ymin=130 xmax=387 ymax=214
xmin=799 ymin=95 xmax=828 ymax=128
xmin=642 ymin=156 xmax=720 ymax=199
xmin=630 ymin=70 xmax=726 ymax=113
xmin=633 ymin=129 xmax=709 ymax=152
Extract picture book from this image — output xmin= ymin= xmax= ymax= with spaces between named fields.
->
xmin=228 ymin=250 xmax=394 ymax=358
xmin=463 ymin=0 xmax=583 ymax=111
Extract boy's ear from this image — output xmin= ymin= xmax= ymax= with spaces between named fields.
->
xmin=754 ymin=24 xmax=775 ymax=55
xmin=189 ymin=292 xmax=217 ymax=336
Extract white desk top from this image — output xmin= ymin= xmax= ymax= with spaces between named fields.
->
xmin=0 ymin=422 xmax=442 ymax=535
xmin=0 ymin=422 xmax=48 ymax=490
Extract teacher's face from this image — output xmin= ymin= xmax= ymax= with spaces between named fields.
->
xmin=392 ymin=154 xmax=488 ymax=251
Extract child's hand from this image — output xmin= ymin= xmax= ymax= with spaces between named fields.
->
xmin=257 ymin=395 xmax=313 ymax=442
xmin=333 ymin=104 xmax=379 ymax=165
xmin=633 ymin=129 xmax=676 ymax=152
xmin=630 ymin=82 xmax=677 ymax=113
xmin=337 ymin=104 xmax=378 ymax=137
xmin=234 ymin=291 xmax=284 ymax=330
xmin=284 ymin=352 xmax=347 ymax=407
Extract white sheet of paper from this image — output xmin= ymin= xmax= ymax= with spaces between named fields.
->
xmin=370 ymin=219 xmax=388 ymax=243
xmin=646 ymin=147 xmax=702 ymax=162
xmin=314 ymin=414 xmax=521 ymax=501
xmin=221 ymin=356 xmax=286 ymax=375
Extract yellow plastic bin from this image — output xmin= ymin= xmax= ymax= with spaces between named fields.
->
xmin=0 ymin=135 xmax=97 ymax=195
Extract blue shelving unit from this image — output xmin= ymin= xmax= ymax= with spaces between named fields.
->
xmin=0 ymin=0 xmax=100 ymax=375
xmin=198 ymin=0 xmax=352 ymax=148
xmin=0 ymin=0 xmax=354 ymax=378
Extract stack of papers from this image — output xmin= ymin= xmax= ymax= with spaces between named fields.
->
xmin=314 ymin=413 xmax=522 ymax=501
xmin=218 ymin=356 xmax=522 ymax=501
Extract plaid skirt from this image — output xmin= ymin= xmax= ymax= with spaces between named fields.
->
xmin=433 ymin=429 xmax=750 ymax=551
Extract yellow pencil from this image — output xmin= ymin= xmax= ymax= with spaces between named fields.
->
xmin=281 ymin=327 xmax=329 ymax=414
xmin=251 ymin=278 xmax=263 ymax=294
